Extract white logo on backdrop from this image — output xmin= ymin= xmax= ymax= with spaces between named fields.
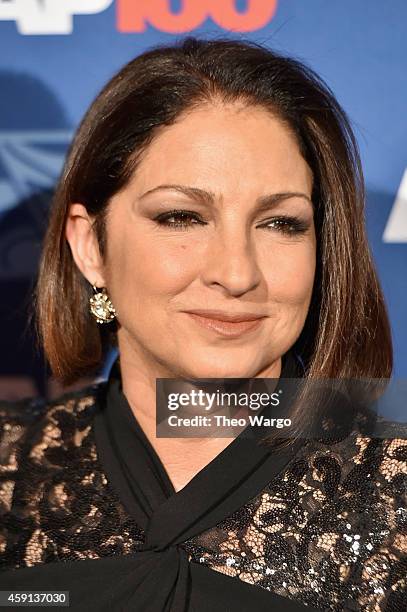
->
xmin=0 ymin=0 xmax=112 ymax=34
xmin=0 ymin=131 xmax=71 ymax=213
xmin=383 ymin=168 xmax=407 ymax=243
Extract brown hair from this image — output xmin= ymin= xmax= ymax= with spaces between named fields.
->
xmin=35 ymin=35 xmax=393 ymax=386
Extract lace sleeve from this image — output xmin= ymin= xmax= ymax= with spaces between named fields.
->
xmin=0 ymin=389 xmax=144 ymax=571
xmin=0 ymin=397 xmax=43 ymax=563
xmin=183 ymin=433 xmax=407 ymax=611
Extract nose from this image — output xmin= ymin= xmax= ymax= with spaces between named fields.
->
xmin=201 ymin=224 xmax=262 ymax=296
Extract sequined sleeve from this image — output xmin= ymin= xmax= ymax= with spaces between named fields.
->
xmin=182 ymin=432 xmax=407 ymax=611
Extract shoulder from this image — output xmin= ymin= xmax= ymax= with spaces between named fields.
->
xmin=0 ymin=381 xmax=107 ymax=481
xmin=346 ymin=420 xmax=407 ymax=478
xmin=295 ymin=423 xmax=407 ymax=493
xmin=0 ymin=381 xmax=106 ymax=421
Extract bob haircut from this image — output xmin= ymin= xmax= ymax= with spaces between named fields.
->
xmin=35 ymin=35 xmax=392 ymax=386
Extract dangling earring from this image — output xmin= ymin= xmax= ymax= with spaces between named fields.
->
xmin=89 ymin=285 xmax=116 ymax=324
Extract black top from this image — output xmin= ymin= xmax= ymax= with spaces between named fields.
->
xmin=0 ymin=349 xmax=406 ymax=611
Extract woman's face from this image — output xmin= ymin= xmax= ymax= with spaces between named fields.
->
xmin=99 ymin=102 xmax=315 ymax=379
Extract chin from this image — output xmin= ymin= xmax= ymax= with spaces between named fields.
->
xmin=182 ymin=360 xmax=256 ymax=380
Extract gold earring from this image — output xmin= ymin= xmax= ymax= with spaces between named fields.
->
xmin=89 ymin=285 xmax=116 ymax=324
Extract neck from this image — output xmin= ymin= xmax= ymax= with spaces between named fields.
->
xmin=116 ymin=334 xmax=283 ymax=492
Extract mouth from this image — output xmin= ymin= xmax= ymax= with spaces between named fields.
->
xmin=184 ymin=312 xmax=266 ymax=337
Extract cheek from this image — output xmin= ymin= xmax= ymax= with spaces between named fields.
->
xmin=106 ymin=233 xmax=197 ymax=302
xmin=263 ymin=243 xmax=316 ymax=305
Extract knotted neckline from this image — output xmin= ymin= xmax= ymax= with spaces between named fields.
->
xmin=93 ymin=348 xmax=307 ymax=611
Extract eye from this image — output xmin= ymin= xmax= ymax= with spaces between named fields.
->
xmin=154 ymin=210 xmax=207 ymax=230
xmin=259 ymin=216 xmax=310 ymax=235
xmin=154 ymin=209 xmax=310 ymax=235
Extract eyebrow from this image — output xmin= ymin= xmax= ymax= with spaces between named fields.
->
xmin=139 ymin=184 xmax=312 ymax=212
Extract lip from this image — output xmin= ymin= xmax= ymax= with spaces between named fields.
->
xmin=184 ymin=312 xmax=266 ymax=337
xmin=183 ymin=309 xmax=267 ymax=322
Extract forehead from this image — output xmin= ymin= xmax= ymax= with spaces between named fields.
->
xmin=130 ymin=102 xmax=313 ymax=197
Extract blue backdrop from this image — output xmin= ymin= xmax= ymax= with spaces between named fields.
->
xmin=0 ymin=0 xmax=406 ymax=398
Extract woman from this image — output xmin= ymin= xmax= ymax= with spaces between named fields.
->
xmin=0 ymin=36 xmax=405 ymax=611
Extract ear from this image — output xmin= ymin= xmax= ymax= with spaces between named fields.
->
xmin=65 ymin=203 xmax=106 ymax=287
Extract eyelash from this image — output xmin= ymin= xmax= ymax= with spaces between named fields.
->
xmin=154 ymin=209 xmax=309 ymax=235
